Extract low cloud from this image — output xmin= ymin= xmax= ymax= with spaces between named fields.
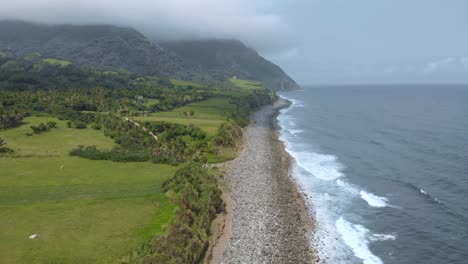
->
xmin=423 ymin=57 xmax=468 ymax=73
xmin=0 ymin=0 xmax=290 ymax=52
xmin=423 ymin=57 xmax=455 ymax=73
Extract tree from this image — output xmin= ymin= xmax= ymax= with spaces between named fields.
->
xmin=46 ymin=121 xmax=57 ymax=128
xmin=73 ymin=121 xmax=87 ymax=129
xmin=0 ymin=137 xmax=13 ymax=153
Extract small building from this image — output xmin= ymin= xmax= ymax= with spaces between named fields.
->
xmin=135 ymin=95 xmax=144 ymax=104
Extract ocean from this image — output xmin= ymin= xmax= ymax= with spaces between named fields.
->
xmin=277 ymin=85 xmax=468 ymax=264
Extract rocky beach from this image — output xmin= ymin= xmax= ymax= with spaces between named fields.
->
xmin=212 ymin=98 xmax=315 ymax=264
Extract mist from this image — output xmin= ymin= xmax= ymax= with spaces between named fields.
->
xmin=1 ymin=0 xmax=468 ymax=84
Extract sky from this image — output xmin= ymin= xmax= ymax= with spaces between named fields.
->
xmin=1 ymin=0 xmax=468 ymax=84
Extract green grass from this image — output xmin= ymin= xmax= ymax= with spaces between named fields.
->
xmin=142 ymin=98 xmax=160 ymax=107
xmin=229 ymin=78 xmax=265 ymax=91
xmin=135 ymin=98 xmax=235 ymax=137
xmin=42 ymin=58 xmax=72 ymax=66
xmin=170 ymin=79 xmax=202 ymax=88
xmin=0 ymin=116 xmax=178 ymax=263
xmin=1 ymin=116 xmax=113 ymax=157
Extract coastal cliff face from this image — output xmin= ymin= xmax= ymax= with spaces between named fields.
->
xmin=0 ymin=21 xmax=299 ymax=91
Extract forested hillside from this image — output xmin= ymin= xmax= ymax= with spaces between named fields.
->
xmin=162 ymin=39 xmax=300 ymax=90
xmin=0 ymin=20 xmax=299 ymax=90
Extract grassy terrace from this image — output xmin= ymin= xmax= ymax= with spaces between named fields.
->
xmin=0 ymin=117 xmax=177 ymax=263
xmin=42 ymin=58 xmax=72 ymax=67
xmin=135 ymin=97 xmax=236 ymax=137
xmin=229 ymin=78 xmax=265 ymax=91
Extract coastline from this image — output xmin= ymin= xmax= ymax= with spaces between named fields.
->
xmin=209 ymin=98 xmax=315 ymax=263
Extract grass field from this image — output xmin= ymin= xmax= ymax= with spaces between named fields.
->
xmin=0 ymin=116 xmax=178 ymax=263
xmin=229 ymin=78 xmax=265 ymax=91
xmin=170 ymin=79 xmax=202 ymax=88
xmin=135 ymin=98 xmax=236 ymax=137
xmin=142 ymin=98 xmax=160 ymax=107
xmin=1 ymin=116 xmax=113 ymax=157
xmin=42 ymin=58 xmax=72 ymax=66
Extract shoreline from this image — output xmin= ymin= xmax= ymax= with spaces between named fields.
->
xmin=209 ymin=98 xmax=315 ymax=263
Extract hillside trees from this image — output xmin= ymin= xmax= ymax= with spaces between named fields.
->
xmin=0 ymin=110 xmax=24 ymax=129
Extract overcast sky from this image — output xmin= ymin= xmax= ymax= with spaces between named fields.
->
xmin=1 ymin=0 xmax=468 ymax=84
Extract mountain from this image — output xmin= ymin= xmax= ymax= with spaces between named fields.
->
xmin=161 ymin=40 xmax=300 ymax=90
xmin=0 ymin=20 xmax=197 ymax=78
xmin=0 ymin=20 xmax=298 ymax=90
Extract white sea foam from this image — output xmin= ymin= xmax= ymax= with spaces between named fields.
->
xmin=370 ymin=233 xmax=397 ymax=241
xmin=289 ymin=129 xmax=304 ymax=135
xmin=277 ymin=94 xmax=393 ymax=263
xmin=336 ymin=217 xmax=384 ymax=264
xmin=360 ymin=191 xmax=389 ymax=207
xmin=288 ymin=150 xmax=345 ymax=181
xmin=420 ymin=189 xmax=427 ymax=195
xmin=336 ymin=179 xmax=359 ymax=194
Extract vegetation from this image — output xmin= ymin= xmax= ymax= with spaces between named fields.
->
xmin=0 ymin=117 xmax=178 ymax=263
xmin=0 ymin=137 xmax=13 ymax=153
xmin=140 ymin=163 xmax=224 ymax=263
xmin=42 ymin=58 xmax=72 ymax=66
xmin=214 ymin=121 xmax=242 ymax=147
xmin=0 ymin=109 xmax=25 ymax=129
xmin=0 ymin=38 xmax=276 ymax=262
xmin=30 ymin=121 xmax=57 ymax=134
xmin=229 ymin=78 xmax=265 ymax=91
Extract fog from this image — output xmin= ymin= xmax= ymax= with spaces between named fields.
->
xmin=1 ymin=0 xmax=468 ymax=84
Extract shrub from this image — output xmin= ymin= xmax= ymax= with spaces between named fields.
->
xmin=69 ymin=145 xmax=150 ymax=162
xmin=91 ymin=123 xmax=102 ymax=130
xmin=213 ymin=121 xmax=242 ymax=147
xmin=143 ymin=163 xmax=224 ymax=263
xmin=73 ymin=121 xmax=87 ymax=129
xmin=46 ymin=121 xmax=57 ymax=128
xmin=30 ymin=123 xmax=49 ymax=134
xmin=0 ymin=137 xmax=13 ymax=154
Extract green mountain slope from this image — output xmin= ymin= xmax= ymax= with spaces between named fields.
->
xmin=0 ymin=21 xmax=299 ymax=90
xmin=162 ymin=39 xmax=300 ymax=90
xmin=0 ymin=21 xmax=196 ymax=78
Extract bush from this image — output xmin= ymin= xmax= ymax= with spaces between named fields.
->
xmin=213 ymin=121 xmax=242 ymax=147
xmin=143 ymin=163 xmax=224 ymax=263
xmin=0 ymin=137 xmax=13 ymax=154
xmin=46 ymin=121 xmax=57 ymax=128
xmin=91 ymin=123 xmax=102 ymax=130
xmin=69 ymin=145 xmax=150 ymax=162
xmin=30 ymin=123 xmax=49 ymax=134
xmin=73 ymin=121 xmax=87 ymax=129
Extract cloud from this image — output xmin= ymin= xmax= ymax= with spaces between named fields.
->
xmin=267 ymin=47 xmax=299 ymax=62
xmin=460 ymin=57 xmax=468 ymax=69
xmin=423 ymin=57 xmax=455 ymax=73
xmin=423 ymin=57 xmax=468 ymax=73
xmin=0 ymin=0 xmax=290 ymax=52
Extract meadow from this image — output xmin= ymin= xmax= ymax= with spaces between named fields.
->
xmin=135 ymin=97 xmax=236 ymax=137
xmin=0 ymin=116 xmax=178 ymax=263
xmin=42 ymin=58 xmax=73 ymax=66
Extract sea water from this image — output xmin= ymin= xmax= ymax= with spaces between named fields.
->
xmin=277 ymin=85 xmax=468 ymax=264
